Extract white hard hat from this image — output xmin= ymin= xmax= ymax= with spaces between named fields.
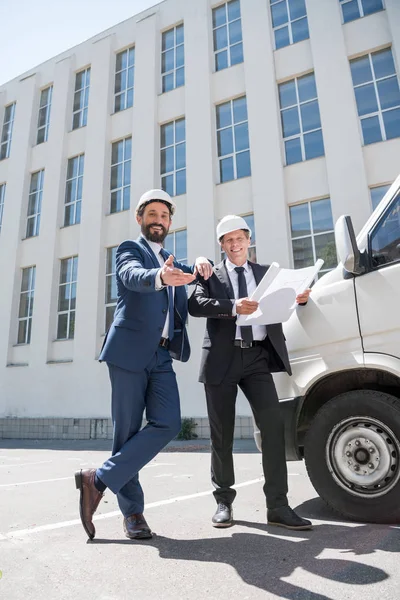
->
xmin=216 ymin=214 xmax=252 ymax=241
xmin=136 ymin=189 xmax=177 ymax=215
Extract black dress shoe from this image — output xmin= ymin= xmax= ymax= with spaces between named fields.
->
xmin=212 ymin=503 xmax=233 ymax=527
xmin=123 ymin=514 xmax=153 ymax=539
xmin=267 ymin=506 xmax=312 ymax=530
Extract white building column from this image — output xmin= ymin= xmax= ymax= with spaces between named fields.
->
xmin=306 ymin=0 xmax=370 ymax=232
xmin=386 ymin=0 xmax=400 ymax=76
xmin=171 ymin=0 xmax=217 ymax=419
xmin=241 ymin=0 xmax=291 ymax=266
xmin=129 ymin=12 xmax=159 ymax=239
xmin=73 ymin=36 xmax=113 ymax=366
xmin=0 ymin=76 xmax=36 ymax=384
xmin=73 ymin=36 xmax=114 ymax=366
xmin=29 ymin=57 xmax=73 ymax=369
xmin=183 ymin=0 xmax=216 ymax=262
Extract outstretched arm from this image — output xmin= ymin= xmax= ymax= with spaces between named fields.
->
xmin=117 ymin=241 xmax=194 ymax=293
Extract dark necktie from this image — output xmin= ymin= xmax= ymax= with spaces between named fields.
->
xmin=159 ymin=248 xmax=174 ymax=340
xmin=234 ymin=266 xmax=253 ymax=343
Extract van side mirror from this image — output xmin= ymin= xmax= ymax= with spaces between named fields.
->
xmin=334 ymin=215 xmax=365 ymax=275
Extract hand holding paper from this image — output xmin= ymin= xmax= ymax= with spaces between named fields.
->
xmin=237 ymin=260 xmax=323 ymax=326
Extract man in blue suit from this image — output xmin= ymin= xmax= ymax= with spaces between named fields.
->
xmin=75 ymin=189 xmax=212 ymax=540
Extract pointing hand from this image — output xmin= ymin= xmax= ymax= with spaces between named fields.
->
xmin=160 ymin=255 xmax=195 ymax=287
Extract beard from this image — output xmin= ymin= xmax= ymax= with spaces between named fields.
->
xmin=142 ymin=222 xmax=168 ymax=243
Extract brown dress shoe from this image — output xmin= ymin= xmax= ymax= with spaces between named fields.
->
xmin=123 ymin=514 xmax=153 ymax=540
xmin=75 ymin=469 xmax=104 ymax=540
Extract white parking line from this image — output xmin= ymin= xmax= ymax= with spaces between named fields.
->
xmin=0 ymin=460 xmax=52 ymax=469
xmin=0 ymin=463 xmax=177 ymax=489
xmin=5 ymin=477 xmax=264 ymax=538
xmin=0 ymin=476 xmax=72 ymax=488
xmin=143 ymin=463 xmax=176 ymax=469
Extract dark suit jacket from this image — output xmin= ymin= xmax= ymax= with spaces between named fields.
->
xmin=99 ymin=235 xmax=193 ymax=372
xmin=188 ymin=260 xmax=291 ymax=385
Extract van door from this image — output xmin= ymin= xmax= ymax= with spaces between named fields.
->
xmin=355 ymin=186 xmax=400 ymax=358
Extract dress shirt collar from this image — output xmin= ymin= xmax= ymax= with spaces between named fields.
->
xmin=145 ymin=238 xmax=163 ymax=256
xmin=225 ymin=258 xmax=250 ymax=273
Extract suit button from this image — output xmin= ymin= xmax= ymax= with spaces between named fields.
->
xmin=162 ymin=309 xmax=167 ymax=314
xmin=159 ymin=327 xmax=163 ymax=332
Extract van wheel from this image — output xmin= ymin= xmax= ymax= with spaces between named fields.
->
xmin=304 ymin=389 xmax=400 ymax=523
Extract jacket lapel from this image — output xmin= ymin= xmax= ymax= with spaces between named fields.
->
xmin=214 ymin=260 xmax=235 ymax=299
xmin=249 ymin=262 xmax=268 ymax=286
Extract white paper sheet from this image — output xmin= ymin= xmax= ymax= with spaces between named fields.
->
xmin=237 ymin=259 xmax=324 ymax=326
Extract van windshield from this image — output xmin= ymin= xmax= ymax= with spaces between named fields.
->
xmin=370 ymin=190 xmax=400 ymax=267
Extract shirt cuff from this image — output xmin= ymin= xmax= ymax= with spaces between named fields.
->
xmin=155 ymin=269 xmax=165 ymax=290
xmin=231 ymin=300 xmax=237 ymax=317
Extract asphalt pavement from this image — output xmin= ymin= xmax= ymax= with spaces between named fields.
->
xmin=0 ymin=439 xmax=399 ymax=600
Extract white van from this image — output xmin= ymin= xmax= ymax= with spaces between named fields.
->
xmin=255 ymin=174 xmax=400 ymax=524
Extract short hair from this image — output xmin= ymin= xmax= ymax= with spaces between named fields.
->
xmin=136 ymin=199 xmax=174 ymax=218
xmin=219 ymin=229 xmax=251 ymax=243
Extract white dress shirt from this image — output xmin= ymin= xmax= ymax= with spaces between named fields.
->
xmin=225 ymin=258 xmax=267 ymax=341
xmin=147 ymin=239 xmax=173 ymax=339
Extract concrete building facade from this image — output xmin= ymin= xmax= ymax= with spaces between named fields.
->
xmin=0 ymin=0 xmax=399 ymax=439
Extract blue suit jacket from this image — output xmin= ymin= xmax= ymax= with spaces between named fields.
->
xmin=99 ymin=235 xmax=193 ymax=372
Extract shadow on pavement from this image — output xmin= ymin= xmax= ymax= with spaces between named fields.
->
xmin=91 ymin=518 xmax=400 ymax=599
xmin=295 ymin=496 xmax=354 ymax=523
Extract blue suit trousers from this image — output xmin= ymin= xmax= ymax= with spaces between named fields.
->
xmin=96 ymin=347 xmax=181 ymax=516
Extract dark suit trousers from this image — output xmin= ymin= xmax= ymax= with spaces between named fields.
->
xmin=205 ymin=346 xmax=289 ymax=509
xmin=96 ymin=348 xmax=181 ymax=517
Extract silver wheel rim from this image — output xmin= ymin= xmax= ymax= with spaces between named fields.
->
xmin=326 ymin=416 xmax=400 ymax=498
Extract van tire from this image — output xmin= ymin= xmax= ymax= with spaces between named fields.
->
xmin=304 ymin=389 xmax=400 ymax=524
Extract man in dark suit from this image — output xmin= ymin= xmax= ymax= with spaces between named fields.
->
xmin=75 ymin=189 xmax=212 ymax=541
xmin=188 ymin=214 xmax=312 ymax=531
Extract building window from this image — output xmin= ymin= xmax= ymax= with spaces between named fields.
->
xmin=340 ymin=0 xmax=384 ymax=23
xmin=115 ymin=47 xmax=135 ymax=112
xmin=37 ymin=86 xmax=53 ymax=144
xmin=279 ymin=73 xmax=324 ymax=165
xmin=370 ymin=184 xmax=391 ymax=211
xmin=0 ymin=183 xmax=5 ymax=231
xmin=164 ymin=229 xmax=188 ymax=265
xmin=216 ymin=96 xmax=251 ymax=183
xmin=57 ymin=256 xmax=78 ymax=340
xmin=290 ymin=198 xmax=337 ymax=274
xmin=26 ymin=170 xmax=44 ymax=238
xmin=0 ymin=103 xmax=16 ymax=160
xmin=110 ymin=137 xmax=131 ymax=214
xmin=162 ymin=24 xmax=184 ymax=93
xmin=72 ymin=67 xmax=90 ymax=130
xmin=212 ymin=0 xmax=243 ymax=72
xmin=161 ymin=118 xmax=186 ymax=196
xmin=220 ymin=213 xmax=257 ymax=261
xmin=270 ymin=0 xmax=309 ymax=50
xmin=105 ymin=247 xmax=117 ymax=332
xmin=17 ymin=266 xmax=36 ymax=345
xmin=350 ymin=48 xmax=400 ymax=145
xmin=64 ymin=155 xmax=84 ymax=227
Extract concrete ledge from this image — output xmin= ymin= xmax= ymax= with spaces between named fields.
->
xmin=0 ymin=416 xmax=254 ymax=440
